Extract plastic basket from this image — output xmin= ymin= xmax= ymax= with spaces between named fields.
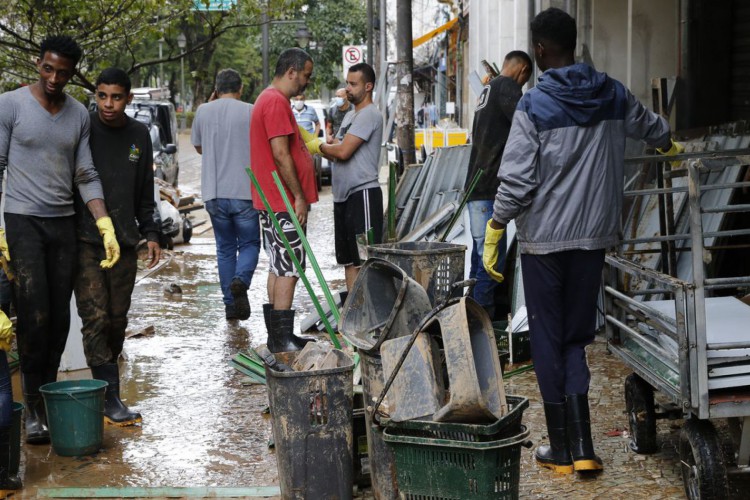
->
xmin=265 ymin=350 xmax=354 ymax=500
xmin=383 ymin=395 xmax=528 ymax=442
xmin=367 ymin=242 xmax=466 ymax=306
xmin=383 ymin=424 xmax=530 ymax=499
xmin=493 ymin=322 xmax=531 ymax=364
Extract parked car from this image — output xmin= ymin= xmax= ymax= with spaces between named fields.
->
xmin=127 ymin=88 xmax=180 ymax=187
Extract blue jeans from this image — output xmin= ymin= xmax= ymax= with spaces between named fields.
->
xmin=468 ymin=200 xmax=507 ymax=313
xmin=206 ymin=199 xmax=261 ymax=306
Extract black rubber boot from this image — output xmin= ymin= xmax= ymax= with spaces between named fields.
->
xmin=267 ymin=309 xmax=315 ymax=353
xmin=535 ymin=401 xmax=573 ymax=474
xmin=566 ymin=394 xmax=603 ymax=472
xmin=91 ymin=363 xmax=142 ymax=426
xmin=229 ymin=278 xmax=251 ymax=320
xmin=262 ymin=303 xmax=273 ymax=331
xmin=0 ymin=425 xmax=21 ymax=492
xmin=21 ymin=373 xmax=49 ymax=445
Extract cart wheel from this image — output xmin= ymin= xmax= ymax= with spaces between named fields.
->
xmin=625 ymin=373 xmax=657 ymax=454
xmin=679 ymin=418 xmax=728 ymax=500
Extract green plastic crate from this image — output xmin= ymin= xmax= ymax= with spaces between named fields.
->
xmin=382 ymin=395 xmax=528 ymax=442
xmin=493 ymin=321 xmax=531 ymax=364
xmin=383 ymin=425 xmax=530 ymax=499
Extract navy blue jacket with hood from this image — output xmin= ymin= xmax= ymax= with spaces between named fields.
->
xmin=492 ymin=63 xmax=670 ymax=254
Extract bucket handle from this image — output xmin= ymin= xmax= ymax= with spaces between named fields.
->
xmin=369 ymin=297 xmax=462 ymax=422
xmin=66 ymin=392 xmax=105 ymax=415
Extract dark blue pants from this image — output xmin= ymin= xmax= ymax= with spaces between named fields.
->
xmin=521 ymin=249 xmax=604 ymax=403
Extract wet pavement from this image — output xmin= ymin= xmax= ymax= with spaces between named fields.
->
xmin=9 ymin=131 xmax=746 ymax=498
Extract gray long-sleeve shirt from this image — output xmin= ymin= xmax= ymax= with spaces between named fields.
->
xmin=0 ymin=86 xmax=103 ymax=217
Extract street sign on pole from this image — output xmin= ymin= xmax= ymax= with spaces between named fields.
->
xmin=342 ymin=45 xmax=367 ymax=80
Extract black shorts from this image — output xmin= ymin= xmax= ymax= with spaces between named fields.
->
xmin=334 ymin=187 xmax=383 ymax=267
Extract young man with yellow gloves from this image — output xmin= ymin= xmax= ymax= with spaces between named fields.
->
xmin=483 ymin=8 xmax=682 ymax=475
xmin=75 ymin=68 xmax=161 ymax=426
xmin=0 ymin=35 xmax=120 ymax=444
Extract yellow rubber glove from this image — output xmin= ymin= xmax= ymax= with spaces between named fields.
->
xmin=482 ymin=220 xmax=506 ymax=283
xmin=0 ymin=228 xmax=10 ymax=262
xmin=306 ymin=138 xmax=324 ymax=156
xmin=657 ymin=139 xmax=685 ymax=168
xmin=95 ymin=217 xmax=121 ymax=269
xmin=0 ymin=310 xmax=13 ymax=352
xmin=298 ymin=125 xmax=316 ymax=144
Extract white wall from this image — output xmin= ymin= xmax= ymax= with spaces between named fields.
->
xmin=463 ymin=0 xmax=679 ymax=125
xmin=465 ymin=0 xmax=530 ymax=127
xmin=590 ymin=0 xmax=679 ymax=105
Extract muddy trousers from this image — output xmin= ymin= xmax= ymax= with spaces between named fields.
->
xmin=521 ymin=249 xmax=604 ymax=404
xmin=74 ymin=242 xmax=137 ymax=367
xmin=5 ymin=214 xmax=76 ymax=379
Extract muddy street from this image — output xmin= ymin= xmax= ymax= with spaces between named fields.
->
xmin=13 ymin=132 xmax=344 ymax=498
xmin=10 ymin=132 xmax=745 ymax=499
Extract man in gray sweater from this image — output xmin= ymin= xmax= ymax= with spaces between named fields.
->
xmin=0 ymin=35 xmax=120 ymax=444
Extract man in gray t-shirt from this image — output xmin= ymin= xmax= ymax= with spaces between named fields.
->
xmin=317 ymin=63 xmax=383 ymax=291
xmin=0 ymin=35 xmax=120 ymax=447
xmin=191 ymin=69 xmax=260 ymax=321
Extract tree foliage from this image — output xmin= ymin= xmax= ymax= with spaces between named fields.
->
xmin=267 ymin=0 xmax=367 ymax=96
xmin=0 ymin=0 xmax=301 ymax=93
xmin=0 ymin=0 xmax=366 ymax=106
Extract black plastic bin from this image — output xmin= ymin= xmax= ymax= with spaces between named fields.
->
xmin=266 ymin=349 xmax=354 ymax=500
xmin=367 ymin=241 xmax=466 ymax=306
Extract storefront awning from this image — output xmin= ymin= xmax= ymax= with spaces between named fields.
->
xmin=413 ymin=18 xmax=458 ymax=48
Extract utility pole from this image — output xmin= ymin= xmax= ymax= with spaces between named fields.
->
xmin=262 ymin=7 xmax=269 ymax=88
xmin=378 ymin=0 xmax=387 ymax=77
xmin=396 ymin=0 xmax=415 ymax=166
xmin=367 ymin=0 xmax=374 ymax=65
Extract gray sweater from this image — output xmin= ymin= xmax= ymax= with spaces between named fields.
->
xmin=0 ymin=86 xmax=103 ymax=217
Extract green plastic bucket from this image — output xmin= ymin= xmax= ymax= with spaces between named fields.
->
xmin=40 ymin=379 xmax=107 ymax=456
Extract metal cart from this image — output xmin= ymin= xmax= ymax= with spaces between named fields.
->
xmin=604 ymin=148 xmax=750 ymax=499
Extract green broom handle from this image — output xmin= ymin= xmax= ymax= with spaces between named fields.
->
xmin=271 ymin=171 xmax=342 ymax=326
xmin=246 ymin=168 xmax=341 ymax=349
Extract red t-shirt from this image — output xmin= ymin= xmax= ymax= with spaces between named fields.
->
xmin=249 ymin=87 xmax=318 ymax=212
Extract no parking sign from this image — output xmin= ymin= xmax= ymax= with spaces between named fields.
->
xmin=342 ymin=45 xmax=367 ymax=80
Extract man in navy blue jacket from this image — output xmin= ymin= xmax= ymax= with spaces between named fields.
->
xmin=483 ymin=8 xmax=682 ymax=474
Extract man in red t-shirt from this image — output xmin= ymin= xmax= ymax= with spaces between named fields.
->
xmin=250 ymin=48 xmax=319 ymax=353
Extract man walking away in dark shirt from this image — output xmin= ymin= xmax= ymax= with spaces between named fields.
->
xmin=192 ymin=69 xmax=260 ymax=321
xmin=0 ymin=35 xmax=120 ymax=444
xmin=463 ymin=51 xmax=532 ymax=319
xmin=75 ymin=68 xmax=161 ymax=426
